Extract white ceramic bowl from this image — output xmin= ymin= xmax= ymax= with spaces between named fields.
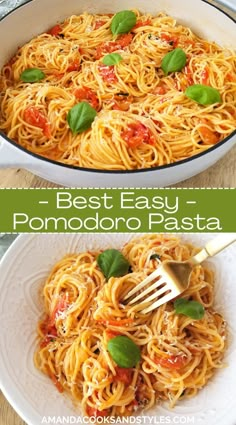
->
xmin=0 ymin=233 xmax=236 ymax=425
xmin=0 ymin=0 xmax=235 ymax=187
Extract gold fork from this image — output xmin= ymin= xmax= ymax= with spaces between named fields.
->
xmin=123 ymin=235 xmax=236 ymax=314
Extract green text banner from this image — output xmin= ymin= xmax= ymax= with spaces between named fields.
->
xmin=0 ymin=188 xmax=235 ymax=233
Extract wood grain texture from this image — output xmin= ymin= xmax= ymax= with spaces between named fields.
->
xmin=0 ymin=392 xmax=25 ymax=425
xmin=0 ymin=1 xmax=235 ymax=425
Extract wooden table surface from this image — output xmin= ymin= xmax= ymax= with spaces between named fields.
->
xmin=0 ymin=1 xmax=235 ymax=425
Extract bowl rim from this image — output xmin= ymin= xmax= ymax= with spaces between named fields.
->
xmin=0 ymin=0 xmax=235 ymax=175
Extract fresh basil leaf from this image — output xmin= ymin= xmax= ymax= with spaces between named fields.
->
xmin=110 ymin=10 xmax=137 ymax=35
xmin=174 ymin=298 xmax=205 ymax=320
xmin=107 ymin=335 xmax=141 ymax=368
xmin=150 ymin=254 xmax=161 ymax=260
xmin=67 ymin=101 xmax=97 ymax=134
xmin=20 ymin=68 xmax=45 ymax=83
xmin=161 ymin=48 xmax=187 ymax=75
xmin=185 ymin=84 xmax=221 ymax=105
xmin=102 ymin=53 xmax=123 ymax=66
xmin=97 ymin=249 xmax=130 ymax=280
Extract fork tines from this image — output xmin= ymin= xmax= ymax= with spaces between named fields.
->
xmin=123 ymin=267 xmax=179 ymax=314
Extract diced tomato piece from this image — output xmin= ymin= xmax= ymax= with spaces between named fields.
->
xmin=53 ymin=72 xmax=64 ymax=79
xmin=78 ymin=47 xmax=86 ymax=55
xmin=42 ymin=322 xmax=57 ymax=337
xmin=152 ymin=120 xmax=163 ymax=132
xmin=74 ymin=86 xmax=99 ymax=109
xmin=40 ymin=319 xmax=57 ymax=347
xmin=112 ymin=100 xmax=130 ymax=111
xmin=121 ymin=122 xmax=156 ymax=148
xmin=40 ymin=334 xmax=56 ymax=348
xmin=47 ymin=24 xmax=63 ymax=37
xmin=96 ymin=34 xmax=133 ymax=59
xmin=184 ymin=65 xmax=194 ymax=86
xmin=95 ymin=20 xmax=106 ymax=30
xmin=200 ymin=67 xmax=209 ymax=85
xmin=117 ymin=34 xmax=133 ymax=48
xmin=67 ymin=61 xmax=80 ymax=72
xmin=115 ymin=367 xmax=133 ymax=385
xmin=198 ymin=125 xmax=220 ymax=145
xmin=133 ymin=19 xmax=152 ymax=29
xmin=40 ymin=337 xmax=51 ymax=348
xmin=24 ymin=106 xmax=51 ymax=138
xmin=106 ymin=330 xmax=122 ymax=339
xmin=160 ymin=33 xmax=179 ymax=48
xmin=48 ymin=294 xmax=69 ymax=328
xmin=40 ymin=294 xmax=68 ymax=343
xmin=45 ymin=366 xmax=64 ymax=393
xmin=112 ymin=94 xmax=133 ymax=111
xmin=40 ymin=295 xmax=68 ymax=347
xmin=226 ymin=73 xmax=235 ymax=82
xmin=86 ymin=407 xmax=109 ymax=417
xmin=98 ymin=65 xmax=118 ymax=83
xmin=153 ymin=354 xmax=187 ymax=370
xmin=153 ymin=86 xmax=166 ymax=95
xmin=180 ymin=37 xmax=195 ymax=47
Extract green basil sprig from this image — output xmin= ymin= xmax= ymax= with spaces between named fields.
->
xmin=102 ymin=53 xmax=123 ymax=66
xmin=107 ymin=336 xmax=141 ymax=368
xmin=161 ymin=48 xmax=187 ymax=75
xmin=150 ymin=253 xmax=161 ymax=261
xmin=174 ymin=298 xmax=205 ymax=320
xmin=67 ymin=101 xmax=97 ymax=134
xmin=20 ymin=68 xmax=45 ymax=83
xmin=110 ymin=10 xmax=136 ymax=35
xmin=185 ymin=84 xmax=221 ymax=105
xmin=97 ymin=249 xmax=130 ymax=280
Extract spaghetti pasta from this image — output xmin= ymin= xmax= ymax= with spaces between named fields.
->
xmin=34 ymin=234 xmax=227 ymax=417
xmin=0 ymin=10 xmax=235 ymax=170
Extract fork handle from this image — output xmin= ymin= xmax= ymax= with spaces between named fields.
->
xmin=191 ymin=235 xmax=236 ymax=264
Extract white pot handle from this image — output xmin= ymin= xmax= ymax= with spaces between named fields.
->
xmin=0 ymin=136 xmax=34 ymax=168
